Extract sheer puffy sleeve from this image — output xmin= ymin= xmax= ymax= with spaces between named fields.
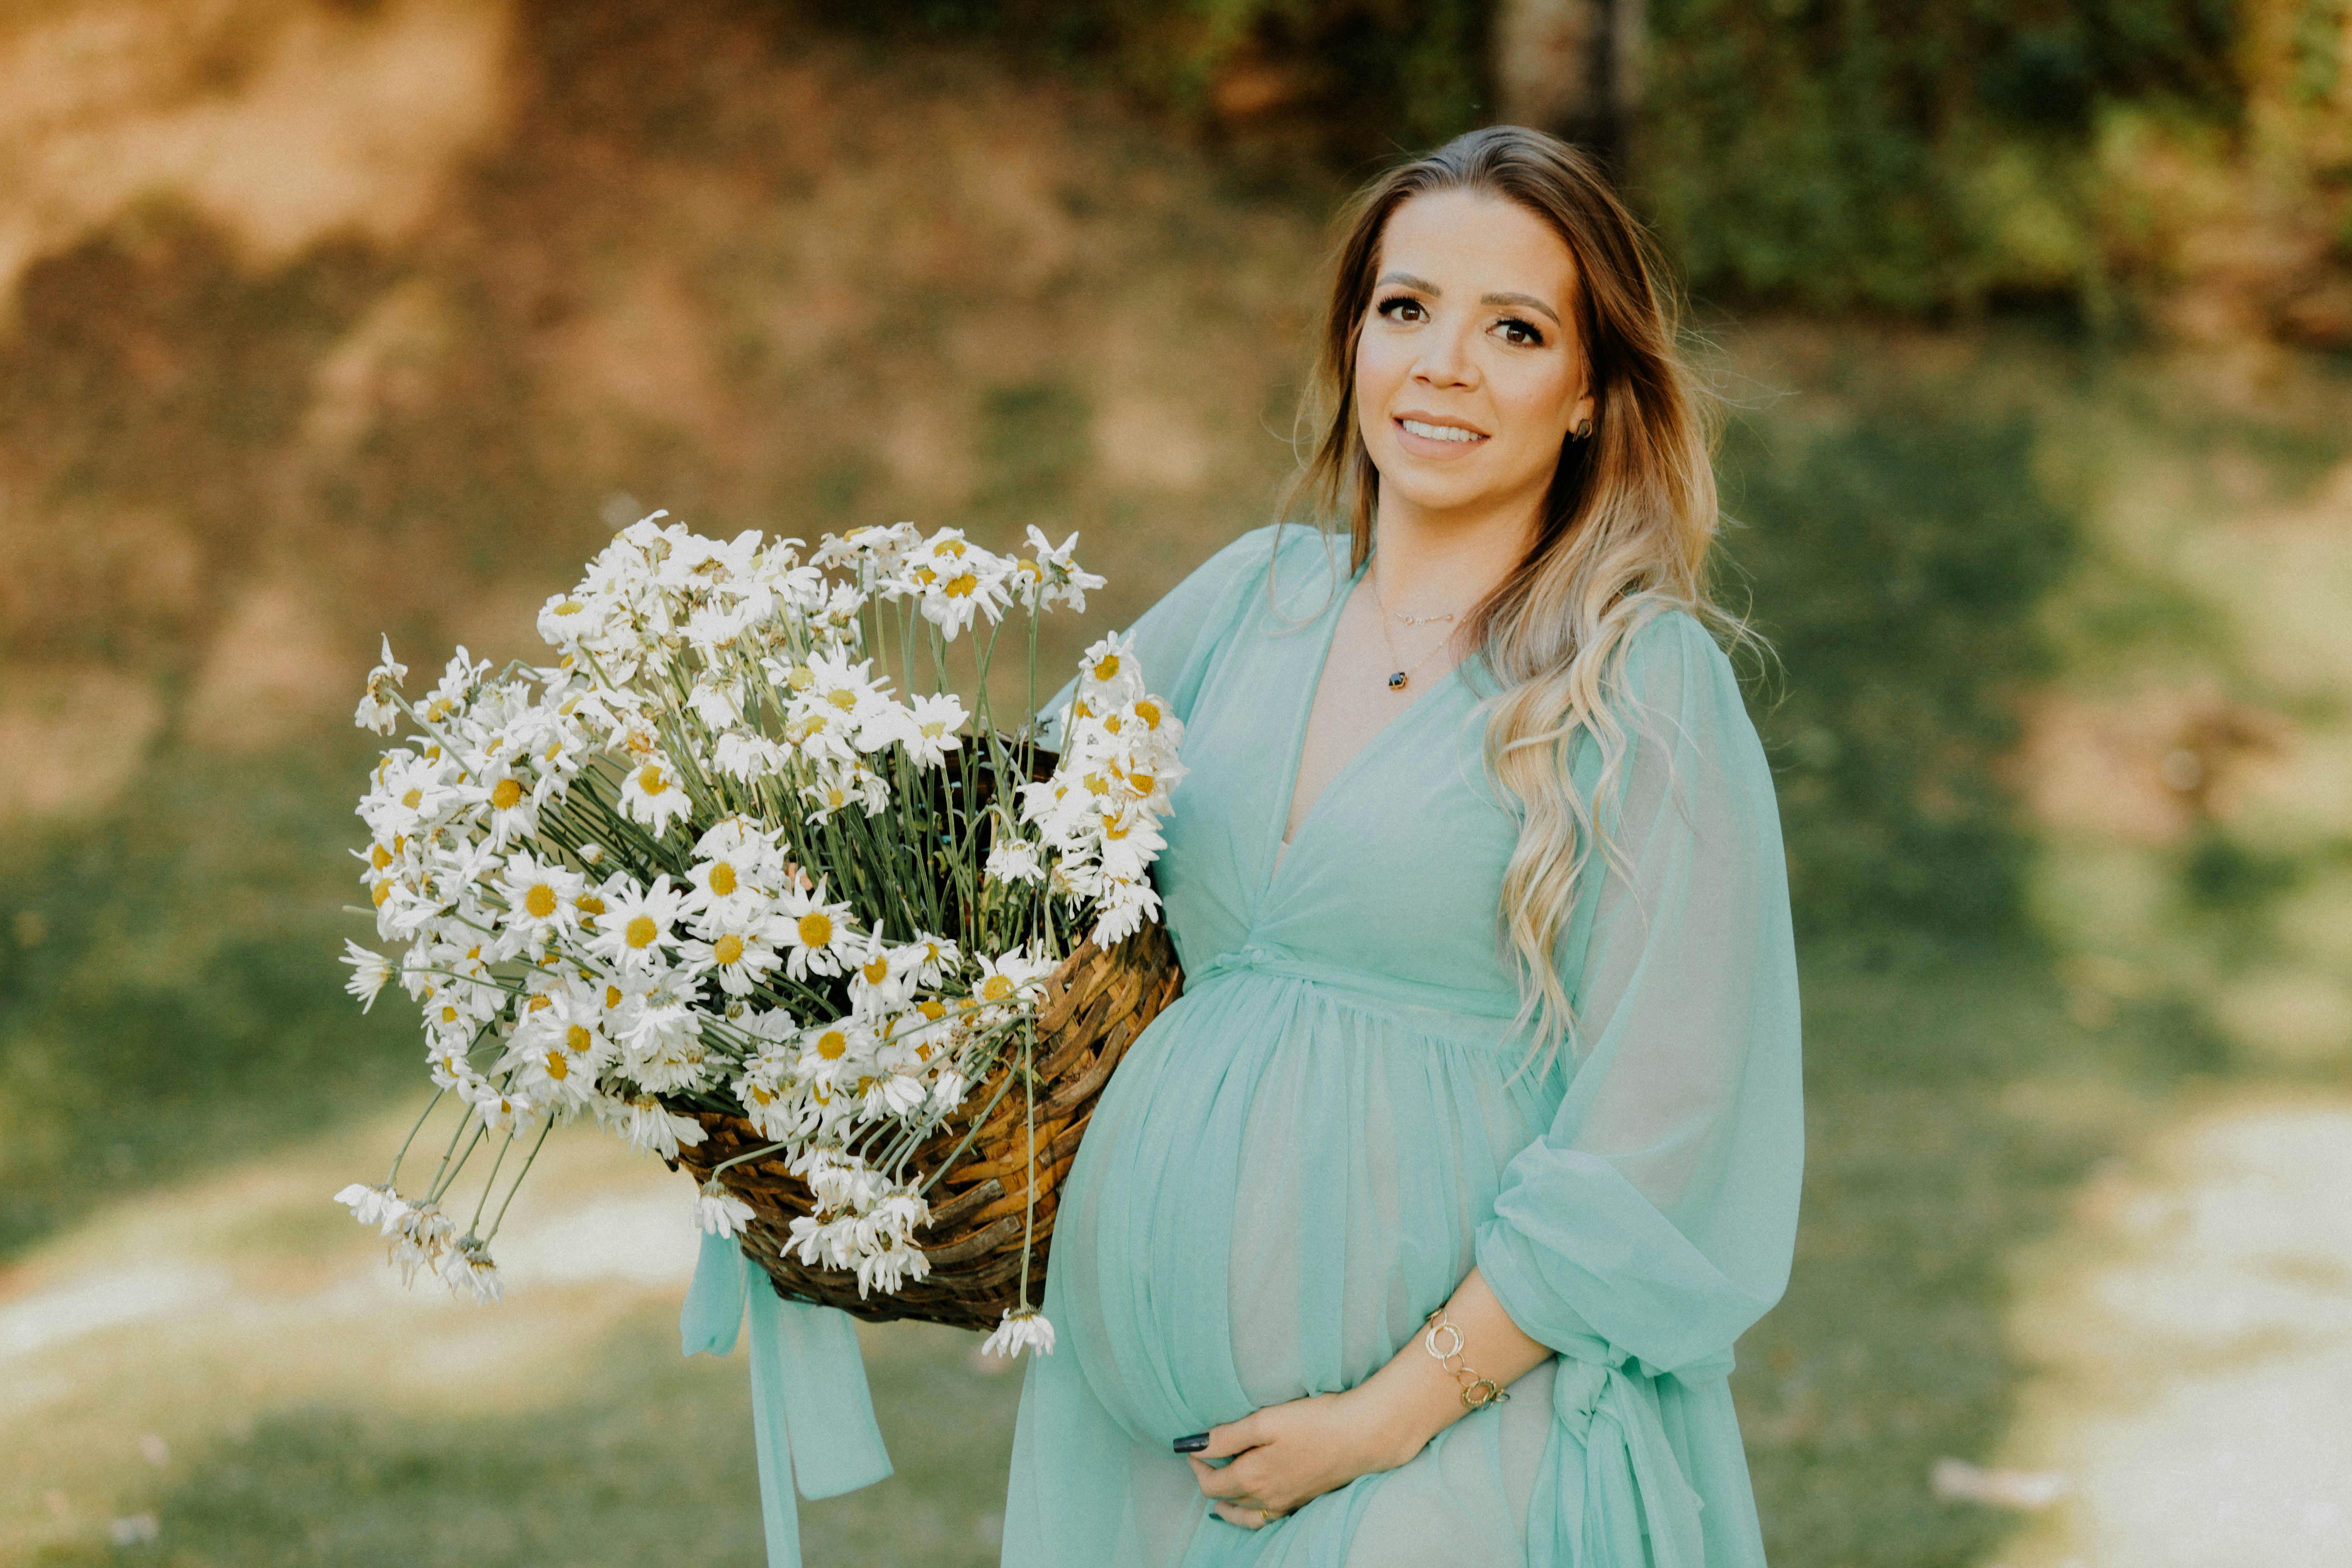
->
xmin=1473 ymin=611 xmax=1803 ymax=1382
xmin=1039 ymin=524 xmax=1293 ymax=745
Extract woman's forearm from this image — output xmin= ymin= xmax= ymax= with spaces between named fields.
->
xmin=1349 ymin=1267 xmax=1551 ymax=1468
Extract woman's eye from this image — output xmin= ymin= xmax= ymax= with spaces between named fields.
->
xmin=1375 ymin=296 xmax=1426 ymax=323
xmin=1495 ymin=317 xmax=1544 ymax=346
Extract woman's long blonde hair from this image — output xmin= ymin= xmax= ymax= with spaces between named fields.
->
xmin=1286 ymin=125 xmax=1739 ymax=1068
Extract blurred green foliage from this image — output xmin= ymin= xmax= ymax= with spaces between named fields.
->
xmin=0 ymin=741 xmax=415 ymax=1255
xmin=1720 ymin=409 xmax=2080 ymax=947
xmin=838 ymin=0 xmax=2269 ymax=315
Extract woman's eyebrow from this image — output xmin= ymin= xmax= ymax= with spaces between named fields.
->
xmin=1481 ymin=290 xmax=1560 ymax=327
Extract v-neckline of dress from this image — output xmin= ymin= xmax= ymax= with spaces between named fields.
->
xmin=1262 ymin=557 xmax=1470 ymax=900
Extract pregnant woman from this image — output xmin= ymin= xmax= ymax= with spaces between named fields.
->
xmin=1001 ymin=125 xmax=1803 ymax=1566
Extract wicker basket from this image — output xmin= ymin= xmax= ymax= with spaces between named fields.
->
xmin=670 ymin=922 xmax=1183 ymax=1332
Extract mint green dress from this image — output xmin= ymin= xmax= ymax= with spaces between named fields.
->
xmin=1000 ymin=525 xmax=1804 ymax=1566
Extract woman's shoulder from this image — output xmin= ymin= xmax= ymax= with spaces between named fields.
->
xmin=1175 ymin=523 xmax=1349 ymax=619
xmin=1617 ymin=604 xmax=1742 ymax=699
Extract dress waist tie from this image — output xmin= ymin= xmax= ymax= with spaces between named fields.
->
xmin=680 ymin=1232 xmax=895 ymax=1568
xmin=1533 ymin=1353 xmax=1715 ymax=1568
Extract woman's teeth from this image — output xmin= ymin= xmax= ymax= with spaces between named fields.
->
xmin=1400 ymin=418 xmax=1482 ymax=443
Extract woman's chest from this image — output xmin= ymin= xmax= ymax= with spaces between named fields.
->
xmin=1152 ymin=612 xmax=1529 ymax=1003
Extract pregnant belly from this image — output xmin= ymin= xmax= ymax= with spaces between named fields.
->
xmin=1051 ymin=972 xmax=1535 ymax=1443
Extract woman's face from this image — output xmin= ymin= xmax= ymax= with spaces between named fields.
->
xmin=1353 ymin=188 xmax=1594 ymax=528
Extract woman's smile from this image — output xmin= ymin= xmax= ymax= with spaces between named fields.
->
xmin=1393 ymin=414 xmax=1490 ymax=451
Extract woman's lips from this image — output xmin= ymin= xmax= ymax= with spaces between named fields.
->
xmin=1392 ymin=415 xmax=1488 ymax=455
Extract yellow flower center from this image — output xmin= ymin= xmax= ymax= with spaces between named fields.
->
xmin=944 ymin=572 xmax=977 ymax=599
xmin=544 ymin=1050 xmax=569 ymax=1080
xmin=440 ymin=1005 xmax=458 ymax=1023
xmin=370 ymin=844 xmax=392 ymax=870
xmin=372 ymin=883 xmax=392 ymax=908
xmin=751 ymin=1084 xmax=775 ymax=1105
xmin=1135 ymin=699 xmax=1163 ymax=728
xmin=981 ymin=975 xmax=1014 ymax=1002
xmin=604 ymin=985 xmax=622 ymax=1008
xmin=1103 ymin=713 xmax=1124 ymax=733
xmin=527 ymin=994 xmax=552 ymax=1012
xmin=861 ymin=956 xmax=890 ymax=985
xmin=637 ymin=764 xmax=668 ymax=795
xmin=918 ymin=999 xmax=946 ymax=1021
xmin=827 ymin=689 xmax=857 ymax=710
xmin=1091 ymin=653 xmax=1120 ymax=681
xmin=817 ymin=1030 xmax=848 ymax=1060
xmin=490 ymin=778 xmax=524 ymax=810
xmin=709 ymin=861 xmax=737 ymax=897
xmin=798 ymin=911 xmax=833 ymax=947
xmin=401 ymin=788 xmax=423 ymax=809
xmin=787 ymin=665 xmax=814 ymax=691
xmin=567 ymin=1024 xmax=593 ymax=1052
xmin=626 ymin=914 xmax=659 ymax=949
xmin=714 ymin=934 xmax=745 ymax=966
xmin=524 ymin=883 xmax=558 ymax=918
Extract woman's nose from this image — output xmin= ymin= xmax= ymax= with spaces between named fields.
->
xmin=1412 ymin=324 xmax=1477 ymax=387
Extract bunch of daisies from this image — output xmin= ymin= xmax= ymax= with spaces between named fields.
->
xmin=333 ymin=514 xmax=1181 ymax=1354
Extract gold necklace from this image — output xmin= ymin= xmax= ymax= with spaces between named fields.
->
xmin=1369 ymin=561 xmax=1465 ymax=693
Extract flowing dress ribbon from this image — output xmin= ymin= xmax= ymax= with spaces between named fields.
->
xmin=1529 ymin=1350 xmax=1715 ymax=1568
xmin=681 ymin=1232 xmax=895 ymax=1568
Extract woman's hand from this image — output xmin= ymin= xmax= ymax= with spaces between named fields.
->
xmin=1180 ymin=1270 xmax=1551 ymax=1529
xmin=1183 ymin=1385 xmax=1419 ymax=1529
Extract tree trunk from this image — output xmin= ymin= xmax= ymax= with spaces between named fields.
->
xmin=1493 ymin=0 xmax=1644 ymax=166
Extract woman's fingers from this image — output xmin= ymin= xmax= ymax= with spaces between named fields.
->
xmin=1186 ymin=1453 xmax=1255 ymax=1500
xmin=1209 ymin=1500 xmax=1280 ymax=1530
xmin=1197 ymin=1412 xmax=1264 ymax=1460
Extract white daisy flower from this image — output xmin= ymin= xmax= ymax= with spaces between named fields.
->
xmin=390 ymin=1201 xmax=455 ymax=1286
xmin=587 ymin=876 xmax=686 ymax=975
xmin=497 ymin=850 xmax=584 ymax=953
xmin=775 ymin=879 xmax=860 ymax=980
xmin=333 ymin=1181 xmax=409 ymax=1234
xmin=618 ymin=753 xmax=692 ymax=835
xmin=1075 ymin=631 xmax=1144 ymax=707
xmin=980 ymin=1305 xmax=1057 ymax=1359
xmin=440 ymin=1235 xmax=503 ymax=1305
xmin=610 ymin=1094 xmax=709 ymax=1160
xmin=900 ymin=692 xmax=967 ymax=769
xmin=340 ymin=941 xmax=395 ymax=1011
xmin=984 ymin=836 xmax=1044 ymax=885
xmin=679 ymin=918 xmax=784 ymax=997
xmin=972 ymin=949 xmax=1055 ymax=1010
xmin=692 ymin=1180 xmax=758 ymax=1238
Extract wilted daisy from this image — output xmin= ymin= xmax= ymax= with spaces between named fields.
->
xmin=693 ymin=1180 xmax=758 ymax=1238
xmin=981 ymin=1304 xmax=1057 ymax=1359
xmin=340 ymin=941 xmax=395 ymax=1011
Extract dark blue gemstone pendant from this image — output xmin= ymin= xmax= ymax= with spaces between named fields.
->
xmin=1386 ymin=671 xmax=1409 ymax=691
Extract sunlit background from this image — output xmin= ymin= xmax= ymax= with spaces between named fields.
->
xmin=3 ymin=2 xmax=2349 ymax=1565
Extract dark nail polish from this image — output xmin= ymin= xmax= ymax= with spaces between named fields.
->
xmin=1173 ymin=1432 xmax=1210 ymax=1454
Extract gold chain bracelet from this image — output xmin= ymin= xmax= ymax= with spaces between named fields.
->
xmin=1422 ymin=1307 xmax=1510 ymax=1411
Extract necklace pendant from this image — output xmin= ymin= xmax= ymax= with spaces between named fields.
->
xmin=1386 ymin=671 xmax=1409 ymax=691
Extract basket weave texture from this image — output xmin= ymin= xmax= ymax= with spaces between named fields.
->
xmin=673 ymin=923 xmax=1183 ymax=1332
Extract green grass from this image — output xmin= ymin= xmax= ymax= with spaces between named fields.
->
xmin=23 ymin=1308 xmax=1025 ymax=1568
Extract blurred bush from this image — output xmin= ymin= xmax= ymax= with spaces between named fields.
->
xmin=848 ymin=0 xmax=2352 ymax=335
xmin=1721 ymin=410 xmax=2079 ymax=949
